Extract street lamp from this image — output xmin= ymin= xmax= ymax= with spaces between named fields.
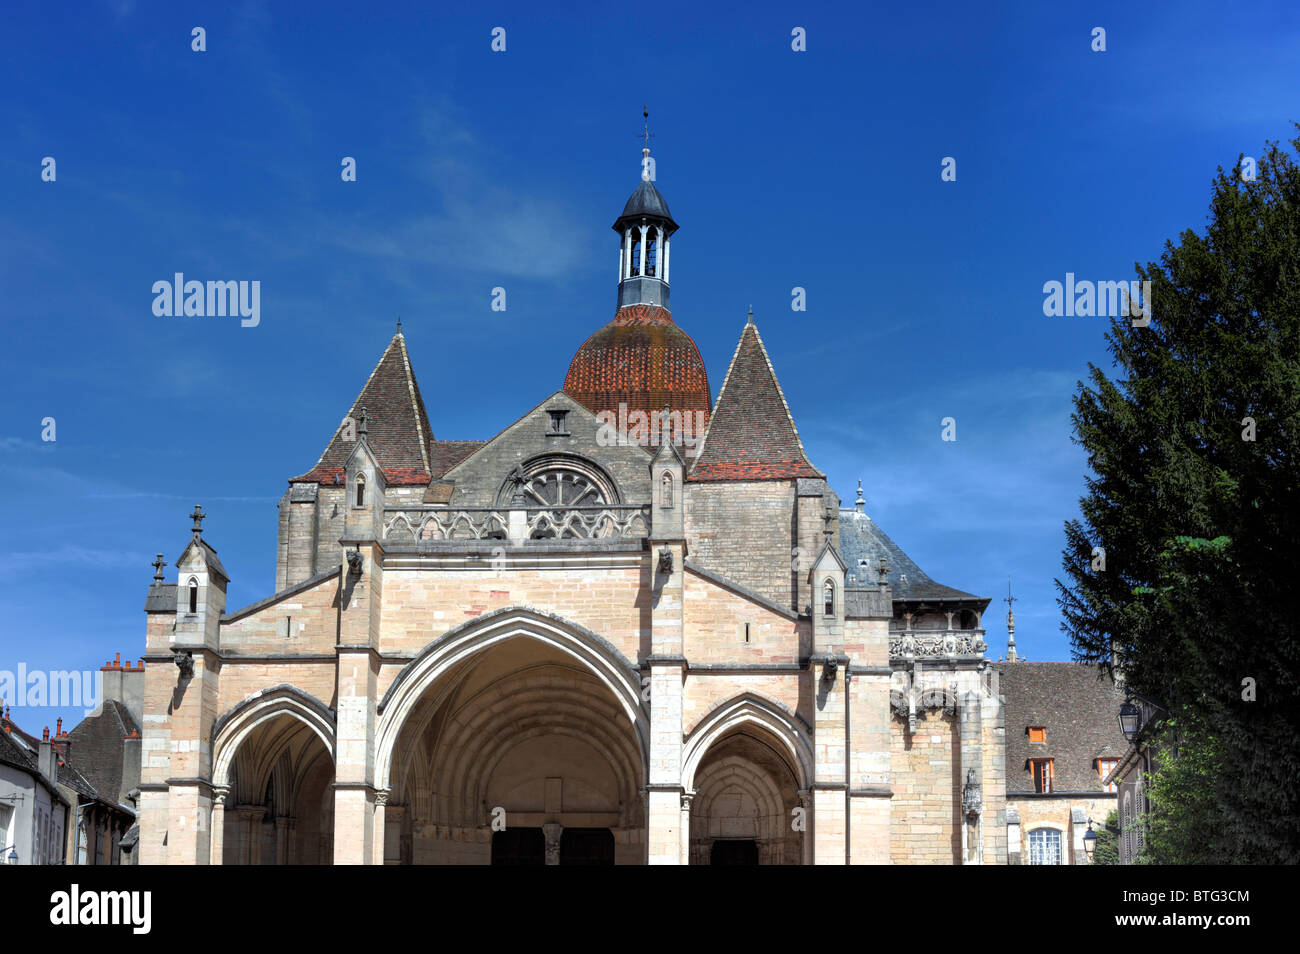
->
xmin=3 ymin=844 xmax=17 ymax=865
xmin=1082 ymin=821 xmax=1097 ymax=861
xmin=1118 ymin=699 xmax=1142 ymax=742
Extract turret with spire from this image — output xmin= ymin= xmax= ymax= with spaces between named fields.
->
xmin=1004 ymin=577 xmax=1019 ymax=662
xmin=613 ymin=107 xmax=678 ymax=310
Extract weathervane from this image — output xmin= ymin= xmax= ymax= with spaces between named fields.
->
xmin=639 ymin=105 xmax=654 ymax=150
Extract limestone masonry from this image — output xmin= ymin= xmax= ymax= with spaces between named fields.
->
xmin=134 ymin=146 xmax=1119 ymax=864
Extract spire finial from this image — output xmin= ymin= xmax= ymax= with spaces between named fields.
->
xmin=396 ymin=316 xmax=402 ymax=335
xmin=190 ymin=505 xmax=206 ymax=537
xmin=639 ymin=106 xmax=654 ymax=181
xmin=746 ymin=305 xmax=754 ymax=325
xmin=1004 ymin=576 xmax=1019 ymax=662
xmin=358 ymin=406 xmax=368 ymax=438
xmin=855 ymin=479 xmax=865 ymax=513
xmin=152 ymin=553 xmax=168 ymax=582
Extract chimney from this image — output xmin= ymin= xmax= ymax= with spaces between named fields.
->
xmin=38 ymin=728 xmax=58 ymax=785
xmin=51 ymin=718 xmax=71 ymax=761
xmin=101 ymin=651 xmax=146 ymax=726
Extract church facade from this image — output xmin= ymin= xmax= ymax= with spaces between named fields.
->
xmin=135 ymin=149 xmax=1010 ymax=865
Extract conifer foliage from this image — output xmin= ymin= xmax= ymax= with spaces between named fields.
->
xmin=1058 ymin=129 xmax=1300 ymax=863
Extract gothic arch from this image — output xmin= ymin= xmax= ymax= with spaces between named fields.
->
xmin=681 ymin=692 xmax=812 ymax=792
xmin=211 ymin=684 xmax=336 ymax=790
xmin=374 ymin=607 xmax=649 ymax=791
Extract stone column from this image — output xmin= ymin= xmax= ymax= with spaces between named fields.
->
xmin=797 ymin=790 xmax=814 ymax=865
xmin=235 ymin=806 xmax=265 ymax=865
xmin=209 ymin=786 xmax=229 ymax=866
xmin=334 ymin=542 xmax=382 ymax=864
xmin=275 ymin=815 xmax=293 ymax=865
xmin=646 ymin=540 xmax=685 ymax=864
xmin=811 ymin=656 xmax=848 ymax=864
xmin=371 ymin=791 xmax=389 ymax=867
xmin=679 ymin=793 xmax=693 ymax=865
xmin=542 ymin=822 xmax=563 ymax=866
xmin=959 ymin=690 xmax=984 ymax=864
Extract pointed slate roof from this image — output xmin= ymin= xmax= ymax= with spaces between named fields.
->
xmin=177 ymin=536 xmax=228 ymax=582
xmin=292 ymin=331 xmax=435 ymax=486
xmin=839 ymin=508 xmax=983 ymax=602
xmin=689 ymin=317 xmax=822 ymax=481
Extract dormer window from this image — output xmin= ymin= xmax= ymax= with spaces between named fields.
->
xmin=547 ymin=409 xmax=569 ymax=435
xmin=823 ymin=579 xmax=835 ymax=616
xmin=188 ymin=578 xmax=198 ymax=614
xmin=355 ymin=473 xmax=366 ymax=508
xmin=661 ymin=471 xmax=674 ymax=509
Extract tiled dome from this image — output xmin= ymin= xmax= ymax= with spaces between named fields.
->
xmin=563 ymin=304 xmax=711 ymax=432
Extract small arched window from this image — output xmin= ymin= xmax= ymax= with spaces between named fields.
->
xmin=823 ymin=579 xmax=835 ymax=616
xmin=355 ymin=473 xmax=366 ymax=508
xmin=188 ymin=578 xmax=198 ymax=614
xmin=661 ymin=472 xmax=674 ymax=509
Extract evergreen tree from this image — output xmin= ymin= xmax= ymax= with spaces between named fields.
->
xmin=1057 ymin=129 xmax=1300 ymax=863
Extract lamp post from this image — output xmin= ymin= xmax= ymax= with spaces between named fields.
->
xmin=1118 ymin=699 xmax=1142 ymax=742
xmin=1082 ymin=816 xmax=1120 ymax=863
xmin=2 ymin=844 xmax=17 ymax=865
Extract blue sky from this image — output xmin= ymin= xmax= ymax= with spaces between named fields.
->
xmin=2 ymin=0 xmax=1298 ymax=733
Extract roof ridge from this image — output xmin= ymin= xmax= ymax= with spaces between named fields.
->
xmin=688 ymin=316 xmax=748 ymax=469
xmin=394 ymin=332 xmax=433 ymax=475
xmin=688 ymin=315 xmax=822 ymax=481
xmin=291 ymin=330 xmax=435 ymax=486
xmin=295 ymin=331 xmax=405 ymax=481
xmin=746 ymin=319 xmax=817 ymax=472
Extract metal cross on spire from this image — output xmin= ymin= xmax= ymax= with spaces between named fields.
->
xmin=190 ymin=505 xmax=206 ymax=536
xmin=152 ymin=553 xmax=168 ymax=581
xmin=1004 ymin=577 xmax=1017 ymax=615
xmin=639 ymin=105 xmax=654 ymax=150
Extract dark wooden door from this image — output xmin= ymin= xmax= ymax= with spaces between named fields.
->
xmin=491 ymin=827 xmax=545 ymax=865
xmin=710 ymin=839 xmax=759 ymax=865
xmin=560 ymin=828 xmax=615 ymax=865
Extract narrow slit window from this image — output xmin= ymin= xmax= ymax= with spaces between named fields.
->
xmin=823 ymin=579 xmax=835 ymax=616
xmin=188 ymin=578 xmax=198 ymax=614
xmin=355 ymin=474 xmax=366 ymax=507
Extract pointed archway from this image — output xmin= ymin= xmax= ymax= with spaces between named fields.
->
xmin=374 ymin=608 xmax=649 ymax=864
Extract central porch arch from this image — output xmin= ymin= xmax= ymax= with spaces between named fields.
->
xmin=373 ymin=607 xmax=650 ymax=864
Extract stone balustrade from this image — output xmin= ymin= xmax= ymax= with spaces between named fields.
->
xmin=381 ymin=505 xmax=651 ymax=543
xmin=889 ymin=629 xmax=988 ymax=661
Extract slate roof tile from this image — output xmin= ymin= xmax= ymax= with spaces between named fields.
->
xmin=689 ymin=318 xmax=822 ymax=482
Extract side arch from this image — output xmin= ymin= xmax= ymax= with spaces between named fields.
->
xmin=682 ymin=692 xmax=813 ymax=792
xmin=210 ymin=684 xmax=336 ymax=789
xmin=374 ymin=606 xmax=649 ymax=791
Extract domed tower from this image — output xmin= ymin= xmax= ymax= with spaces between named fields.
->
xmin=564 ymin=124 xmax=712 ymax=452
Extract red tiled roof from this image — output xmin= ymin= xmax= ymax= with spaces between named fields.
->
xmin=689 ymin=318 xmax=823 ymax=482
xmin=292 ymin=332 xmax=435 ymax=486
xmin=563 ymin=304 xmax=711 ymax=432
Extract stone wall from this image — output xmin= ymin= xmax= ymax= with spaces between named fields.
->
xmin=685 ymin=480 xmax=797 ymax=609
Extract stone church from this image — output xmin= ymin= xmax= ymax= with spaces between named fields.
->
xmin=135 ymin=146 xmax=1011 ymax=865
